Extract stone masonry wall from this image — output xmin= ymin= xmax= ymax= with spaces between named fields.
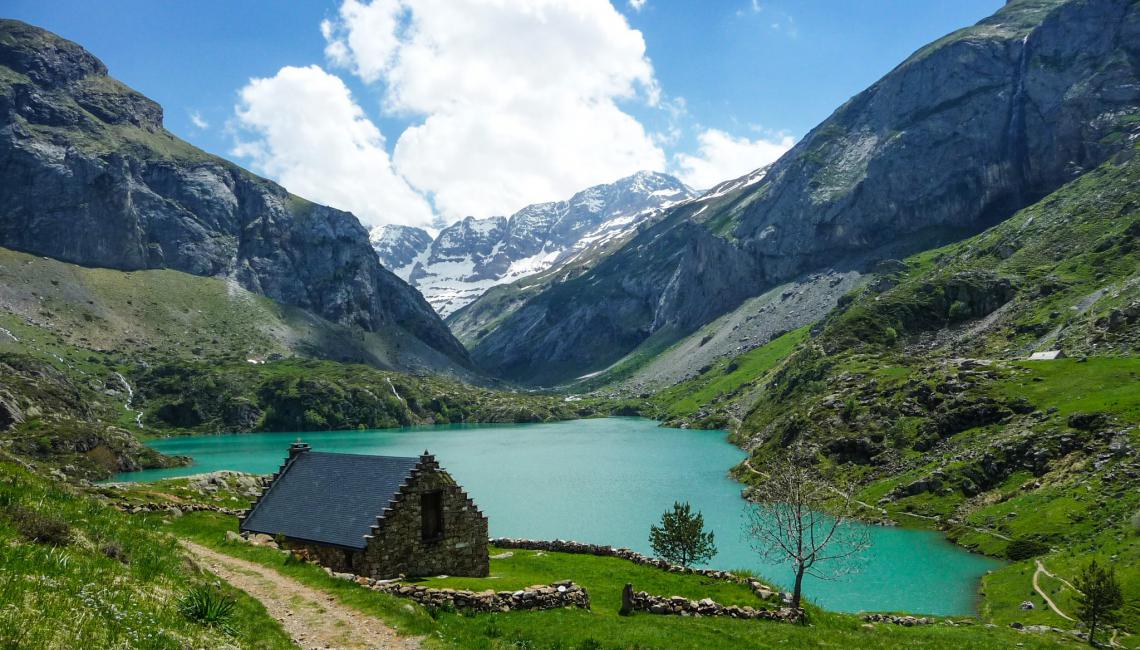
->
xmin=366 ymin=579 xmax=590 ymax=612
xmin=490 ymin=538 xmax=777 ymax=592
xmin=283 ymin=539 xmax=362 ymax=574
xmin=623 ymin=587 xmax=802 ymax=622
xmin=361 ymin=458 xmax=489 ymax=578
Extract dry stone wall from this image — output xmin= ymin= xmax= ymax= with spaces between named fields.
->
xmin=623 ymin=586 xmax=802 ymax=622
xmin=490 ymin=538 xmax=779 ymax=596
xmin=362 ymin=578 xmax=590 ymax=612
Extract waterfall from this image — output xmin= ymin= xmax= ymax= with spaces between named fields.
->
xmin=114 ymin=372 xmax=144 ymax=429
xmin=386 ymin=377 xmax=405 ymax=403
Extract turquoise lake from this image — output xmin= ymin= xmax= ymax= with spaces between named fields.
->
xmin=116 ymin=417 xmax=1001 ymax=615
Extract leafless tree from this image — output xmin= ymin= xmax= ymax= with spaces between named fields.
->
xmin=743 ymin=457 xmax=871 ymax=609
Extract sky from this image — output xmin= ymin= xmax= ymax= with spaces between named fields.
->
xmin=6 ymin=0 xmax=1002 ymax=230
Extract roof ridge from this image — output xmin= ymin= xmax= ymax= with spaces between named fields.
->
xmin=303 ymin=450 xmax=420 ymax=461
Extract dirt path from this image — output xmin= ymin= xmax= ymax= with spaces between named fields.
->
xmin=182 ymin=540 xmax=419 ymax=650
xmin=1033 ymin=559 xmax=1075 ymax=622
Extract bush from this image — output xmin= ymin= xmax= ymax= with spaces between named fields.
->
xmin=100 ymin=542 xmax=128 ymax=563
xmin=177 ymin=585 xmax=236 ymax=633
xmin=1006 ymin=538 xmax=1050 ymax=560
xmin=5 ymin=505 xmax=71 ymax=546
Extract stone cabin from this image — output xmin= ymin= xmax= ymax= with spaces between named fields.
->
xmin=240 ymin=443 xmax=489 ymax=579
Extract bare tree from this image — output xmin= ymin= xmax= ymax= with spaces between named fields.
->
xmin=743 ymin=458 xmax=870 ymax=609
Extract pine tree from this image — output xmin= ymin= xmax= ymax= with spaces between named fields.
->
xmin=649 ymin=501 xmax=717 ymax=567
xmin=1073 ymin=559 xmax=1123 ymax=647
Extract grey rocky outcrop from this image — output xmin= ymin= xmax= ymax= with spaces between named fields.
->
xmin=472 ymin=0 xmax=1140 ymax=385
xmin=0 ymin=19 xmax=469 ymax=369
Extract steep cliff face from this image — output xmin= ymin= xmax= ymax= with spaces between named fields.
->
xmin=472 ymin=0 xmax=1140 ymax=385
xmin=0 ymin=20 xmax=470 ymax=368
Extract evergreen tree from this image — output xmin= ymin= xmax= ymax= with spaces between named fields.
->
xmin=1074 ymin=559 xmax=1123 ymax=647
xmin=649 ymin=501 xmax=717 ymax=567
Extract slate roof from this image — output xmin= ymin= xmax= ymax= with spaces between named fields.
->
xmin=240 ymin=450 xmax=421 ymax=549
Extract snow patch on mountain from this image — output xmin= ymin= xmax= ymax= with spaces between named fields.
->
xmin=372 ymin=171 xmax=697 ymax=316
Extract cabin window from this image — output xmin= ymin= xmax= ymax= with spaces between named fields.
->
xmin=421 ymin=491 xmax=444 ymax=542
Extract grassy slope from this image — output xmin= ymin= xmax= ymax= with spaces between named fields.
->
xmin=0 ymin=246 xmax=468 ymax=376
xmin=164 ymin=510 xmax=1065 ymax=650
xmin=0 ymin=458 xmax=293 ymax=649
xmin=590 ymin=151 xmax=1140 ymax=642
xmin=0 ymin=246 xmax=623 ymax=478
xmin=650 ymin=326 xmax=810 ymax=425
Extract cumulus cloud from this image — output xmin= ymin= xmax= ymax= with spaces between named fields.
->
xmin=629 ymin=0 xmax=647 ymax=11
xmin=231 ymin=65 xmax=434 ymax=229
xmin=323 ymin=0 xmax=665 ymax=220
xmin=673 ymin=128 xmax=794 ymax=189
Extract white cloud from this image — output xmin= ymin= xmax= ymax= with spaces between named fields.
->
xmin=628 ymin=0 xmax=647 ymax=11
xmin=189 ymin=110 xmax=209 ymax=129
xmin=231 ymin=65 xmax=434 ymax=229
xmin=323 ymin=0 xmax=665 ymax=220
xmin=673 ymin=128 xmax=794 ymax=189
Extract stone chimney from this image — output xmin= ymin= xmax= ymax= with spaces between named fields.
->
xmin=288 ymin=440 xmax=311 ymax=459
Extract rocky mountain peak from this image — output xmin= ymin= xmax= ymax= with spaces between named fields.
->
xmin=469 ymin=0 xmax=1140 ymax=385
xmin=374 ymin=171 xmax=697 ymax=316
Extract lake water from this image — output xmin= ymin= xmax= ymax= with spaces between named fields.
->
xmin=116 ymin=417 xmax=1001 ymax=615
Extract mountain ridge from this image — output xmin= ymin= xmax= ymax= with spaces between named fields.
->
xmin=468 ymin=0 xmax=1140 ymax=386
xmin=372 ymin=171 xmax=696 ymax=316
xmin=0 ymin=19 xmax=472 ymax=371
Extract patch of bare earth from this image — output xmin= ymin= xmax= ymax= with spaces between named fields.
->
xmin=182 ymin=540 xmax=420 ymax=649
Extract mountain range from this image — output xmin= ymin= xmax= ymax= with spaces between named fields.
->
xmin=465 ymin=0 xmax=1140 ymax=386
xmin=371 ymin=171 xmax=695 ymax=317
xmin=1 ymin=1 xmax=1138 ymax=643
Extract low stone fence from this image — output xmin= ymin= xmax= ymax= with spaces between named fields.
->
xmin=490 ymin=537 xmax=784 ymax=602
xmin=862 ymin=613 xmax=933 ymax=626
xmin=621 ymin=585 xmax=802 ymax=622
xmin=363 ymin=578 xmax=590 ymax=612
xmin=114 ymin=501 xmax=245 ymax=517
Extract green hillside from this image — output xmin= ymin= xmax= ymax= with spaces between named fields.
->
xmin=623 ymin=149 xmax=1140 ymax=641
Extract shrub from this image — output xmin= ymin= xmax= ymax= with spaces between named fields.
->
xmin=1006 ymin=538 xmax=1050 ymax=560
xmin=6 ymin=505 xmax=71 ymax=546
xmin=101 ymin=542 xmax=128 ymax=563
xmin=177 ymin=585 xmax=236 ymax=633
xmin=948 ymin=300 xmax=971 ymax=321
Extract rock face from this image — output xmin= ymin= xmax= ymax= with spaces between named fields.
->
xmin=369 ymin=224 xmax=433 ymax=275
xmin=372 ymin=171 xmax=695 ymax=316
xmin=0 ymin=20 xmax=470 ymax=368
xmin=471 ymin=0 xmax=1140 ymax=385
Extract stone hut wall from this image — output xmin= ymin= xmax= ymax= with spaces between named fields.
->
xmin=360 ymin=460 xmax=489 ymax=578
xmin=282 ymin=539 xmax=362 ymax=574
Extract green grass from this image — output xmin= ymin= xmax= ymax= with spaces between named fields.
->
xmin=653 ymin=326 xmax=810 ymax=419
xmin=0 ymin=458 xmax=294 ymax=649
xmin=993 ymin=358 xmax=1140 ymax=421
xmin=160 ymin=511 xmax=1069 ymax=649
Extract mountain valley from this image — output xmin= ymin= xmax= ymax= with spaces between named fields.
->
xmin=1 ymin=1 xmax=1138 ymax=648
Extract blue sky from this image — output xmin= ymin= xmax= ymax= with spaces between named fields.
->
xmin=6 ymin=0 xmax=1002 ymax=228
